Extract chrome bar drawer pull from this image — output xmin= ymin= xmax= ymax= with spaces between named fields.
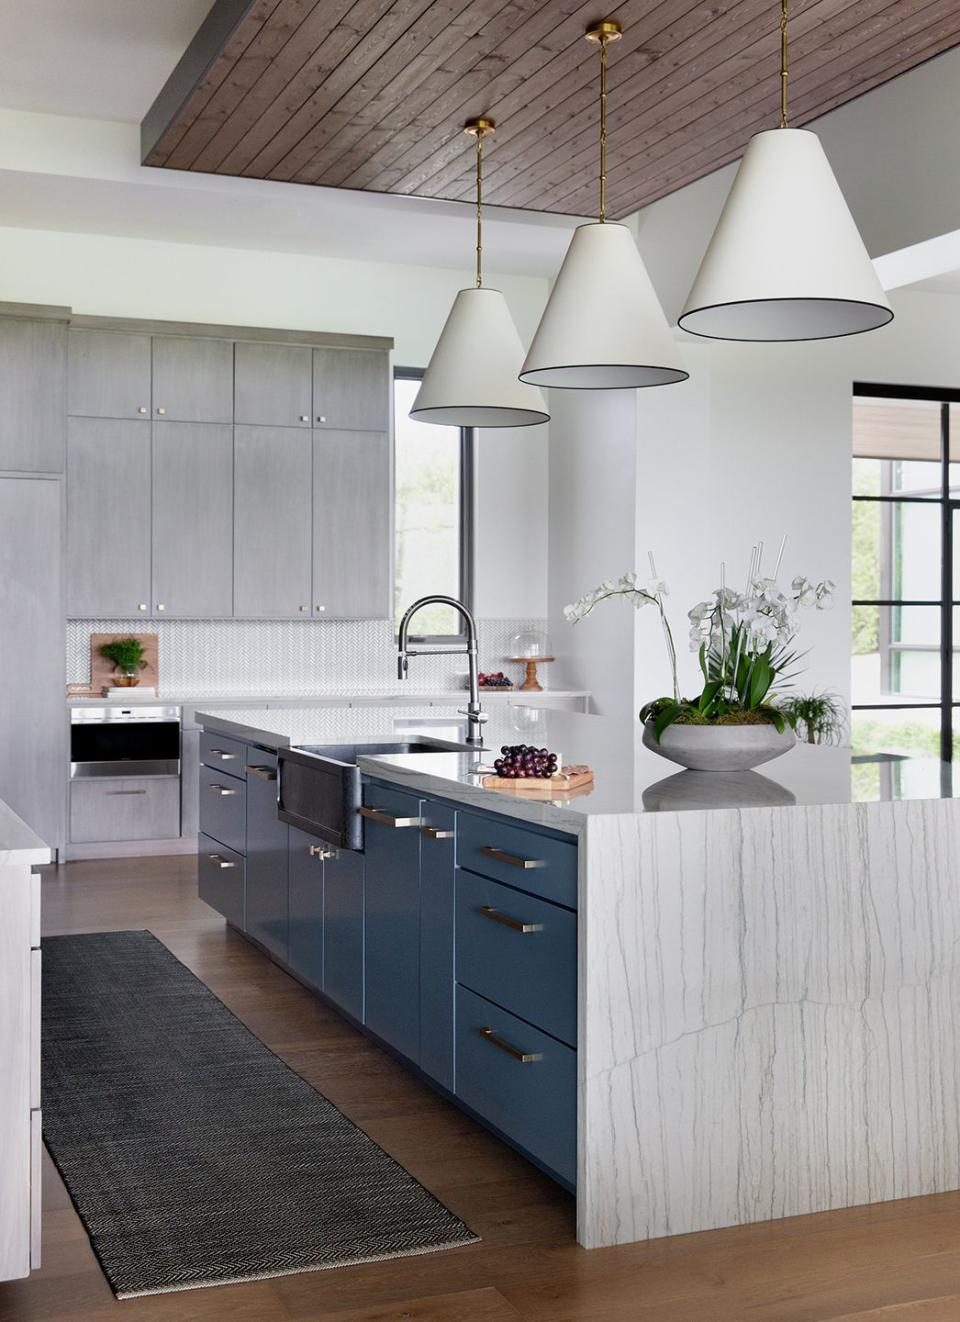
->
xmin=478 ymin=904 xmax=542 ymax=934
xmin=209 ymin=748 xmax=237 ymax=760
xmin=480 ymin=845 xmax=545 ymax=870
xmin=207 ymin=854 xmax=236 ymax=869
xmin=209 ymin=783 xmax=239 ymax=796
xmin=480 ymin=1027 xmax=542 ymax=1064
xmin=308 ymin=844 xmax=336 ymax=860
xmin=105 ymin=789 xmax=146 ymax=796
xmin=421 ymin=825 xmax=454 ymax=840
xmin=359 ymin=806 xmax=421 ymax=828
xmin=246 ymin=764 xmax=278 ymax=781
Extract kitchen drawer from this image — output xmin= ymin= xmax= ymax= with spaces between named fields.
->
xmin=200 ymin=731 xmax=248 ymax=779
xmin=455 ymin=984 xmax=576 ymax=1187
xmin=199 ymin=763 xmax=246 ymax=854
xmin=198 ymin=832 xmax=245 ymax=928
xmin=30 ymin=869 xmax=40 ymax=949
xmin=30 ymin=1108 xmax=41 ymax=1270
xmin=456 ymin=872 xmax=576 ymax=1048
xmin=30 ymin=949 xmax=40 ymax=1110
xmin=457 ymin=811 xmax=577 ymax=909
xmin=70 ymin=775 xmax=180 ymax=843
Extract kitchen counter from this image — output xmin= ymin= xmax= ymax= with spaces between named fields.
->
xmin=196 ymin=702 xmax=960 ymax=1254
xmin=0 ymin=797 xmax=51 ymax=867
xmin=197 ymin=702 xmax=960 ymax=832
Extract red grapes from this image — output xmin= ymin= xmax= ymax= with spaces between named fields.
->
xmin=492 ymin=744 xmax=559 ymax=779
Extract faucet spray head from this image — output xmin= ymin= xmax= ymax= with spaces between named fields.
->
xmin=397 ymin=654 xmax=408 ymax=681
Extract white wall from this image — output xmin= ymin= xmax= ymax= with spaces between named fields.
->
xmin=547 ymin=287 xmax=960 ymax=721
xmin=473 ymin=423 xmax=548 ymax=620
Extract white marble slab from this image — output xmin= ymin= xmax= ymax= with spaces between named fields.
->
xmin=0 ymin=799 xmax=50 ymax=866
xmin=578 ymin=798 xmax=960 ymax=1246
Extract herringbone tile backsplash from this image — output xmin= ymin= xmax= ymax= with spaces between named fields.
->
xmin=67 ymin=617 xmax=547 ymax=696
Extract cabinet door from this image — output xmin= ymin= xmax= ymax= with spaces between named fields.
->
xmin=0 ymin=477 xmax=64 ymax=847
xmin=152 ymin=336 xmax=233 ymax=423
xmin=419 ymin=802 xmax=455 ymax=1091
xmin=313 ymin=348 xmax=389 ymax=432
xmin=152 ymin=421 xmax=233 ymax=617
xmin=0 ymin=318 xmax=66 ymax=473
xmin=363 ymin=783 xmax=422 ymax=1060
xmin=244 ymin=753 xmax=288 ymax=961
xmin=66 ymin=417 xmax=151 ymax=617
xmin=288 ymin=826 xmax=325 ymax=989
xmin=312 ymin=428 xmax=390 ymax=618
xmin=68 ymin=328 xmax=151 ymax=419
xmin=234 ymin=424 xmax=313 ymax=617
xmin=235 ymin=342 xmax=312 ymax=428
xmin=323 ymin=847 xmax=364 ymax=1022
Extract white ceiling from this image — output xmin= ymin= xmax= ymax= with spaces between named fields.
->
xmin=0 ymin=0 xmax=215 ymax=122
xmin=0 ymin=0 xmax=579 ymax=276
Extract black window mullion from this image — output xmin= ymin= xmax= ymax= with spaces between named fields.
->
xmin=944 ymin=401 xmax=954 ymax=761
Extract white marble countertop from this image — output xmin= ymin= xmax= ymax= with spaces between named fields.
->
xmin=0 ymin=797 xmax=51 ymax=866
xmin=68 ymin=688 xmax=587 ymax=708
xmin=196 ymin=703 xmax=960 ymax=831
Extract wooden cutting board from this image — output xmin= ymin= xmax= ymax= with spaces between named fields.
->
xmin=481 ymin=765 xmax=594 ymax=795
xmin=89 ymin=633 xmax=159 ymax=694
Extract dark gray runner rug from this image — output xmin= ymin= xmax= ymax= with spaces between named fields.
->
xmin=42 ymin=930 xmax=477 ymax=1298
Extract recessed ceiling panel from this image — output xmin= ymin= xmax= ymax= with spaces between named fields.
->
xmin=142 ymin=0 xmax=960 ymax=219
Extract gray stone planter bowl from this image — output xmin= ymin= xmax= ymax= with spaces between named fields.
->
xmin=641 ymin=718 xmax=796 ymax=772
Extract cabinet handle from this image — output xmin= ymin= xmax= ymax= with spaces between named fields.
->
xmin=246 ymin=764 xmax=277 ymax=781
xmin=209 ymin=783 xmax=239 ymax=796
xmin=359 ymin=805 xmax=421 ymax=828
xmin=105 ymin=789 xmax=146 ymax=796
xmin=157 ymin=406 xmax=166 ymax=415
xmin=299 ymin=605 xmax=309 ymax=612
xmin=315 ymin=605 xmax=325 ymax=613
xmin=138 ymin=406 xmax=148 ymax=414
xmin=308 ymin=843 xmax=336 ymax=860
xmin=479 ymin=904 xmax=542 ymax=934
xmin=421 ymin=825 xmax=454 ymax=840
xmin=157 ymin=603 xmax=166 ymax=612
xmin=479 ymin=1027 xmax=541 ymax=1064
xmin=300 ymin=414 xmax=309 ymax=422
xmin=316 ymin=415 xmax=326 ymax=423
xmin=138 ymin=603 xmax=147 ymax=612
xmin=480 ymin=845 xmax=545 ymax=870
xmin=207 ymin=853 xmax=236 ymax=869
xmin=208 ymin=748 xmax=237 ymax=760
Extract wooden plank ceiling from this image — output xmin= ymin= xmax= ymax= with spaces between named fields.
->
xmin=142 ymin=0 xmax=960 ymax=219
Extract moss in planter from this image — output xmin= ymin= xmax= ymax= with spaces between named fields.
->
xmin=671 ymin=708 xmax=781 ymax=727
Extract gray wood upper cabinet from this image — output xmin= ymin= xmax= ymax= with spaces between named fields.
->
xmin=234 ymin=425 xmax=313 ymax=618
xmin=152 ymin=422 xmax=233 ymax=617
xmin=152 ymin=336 xmax=233 ymax=423
xmin=66 ymin=417 xmax=151 ymax=617
xmin=313 ymin=428 xmax=391 ymax=619
xmin=234 ymin=342 xmax=312 ymax=428
xmin=67 ymin=329 xmax=151 ymax=420
xmin=313 ymin=348 xmax=389 ymax=432
xmin=0 ymin=319 xmax=66 ymax=473
xmin=0 ymin=476 xmax=64 ymax=846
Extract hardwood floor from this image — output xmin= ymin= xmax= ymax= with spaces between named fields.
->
xmin=4 ymin=856 xmax=960 ymax=1321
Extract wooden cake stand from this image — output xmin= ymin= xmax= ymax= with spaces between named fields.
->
xmin=508 ymin=655 xmax=554 ymax=692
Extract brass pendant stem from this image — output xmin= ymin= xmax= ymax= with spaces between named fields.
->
xmin=585 ymin=20 xmax=621 ymax=223
xmin=464 ymin=117 xmax=495 ymax=288
xmin=779 ymin=0 xmax=789 ymax=128
xmin=475 ymin=129 xmax=483 ymax=286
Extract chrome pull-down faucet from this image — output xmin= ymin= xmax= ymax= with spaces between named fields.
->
xmin=396 ymin=595 xmax=487 ymax=746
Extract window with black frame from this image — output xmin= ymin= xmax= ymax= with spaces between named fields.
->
xmin=393 ymin=371 xmax=474 ymax=640
xmin=852 ymin=384 xmax=960 ymax=763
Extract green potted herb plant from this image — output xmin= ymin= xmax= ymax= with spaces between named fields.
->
xmin=781 ymin=691 xmax=846 ymax=745
xmin=98 ymin=637 xmax=148 ymax=688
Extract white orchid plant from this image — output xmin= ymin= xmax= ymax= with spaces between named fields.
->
xmin=563 ymin=543 xmax=835 ymax=742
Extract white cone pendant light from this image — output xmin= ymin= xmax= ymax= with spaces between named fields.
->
xmin=410 ymin=118 xmax=549 ymax=428
xmin=520 ymin=21 xmax=687 ymax=391
xmin=679 ymin=0 xmax=892 ymax=342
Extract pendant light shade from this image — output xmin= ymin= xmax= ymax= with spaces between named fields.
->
xmin=410 ymin=116 xmax=549 ymax=428
xmin=520 ymin=20 xmax=686 ymax=391
xmin=520 ymin=222 xmax=688 ymax=389
xmin=410 ymin=287 xmax=549 ymax=426
xmin=679 ymin=0 xmax=892 ymax=342
xmin=679 ymin=129 xmax=892 ymax=341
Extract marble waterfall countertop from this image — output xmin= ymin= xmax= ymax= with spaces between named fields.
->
xmin=0 ymin=797 xmax=51 ymax=866
xmin=196 ymin=702 xmax=960 ymax=832
xmin=197 ymin=700 xmax=960 ymax=1252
